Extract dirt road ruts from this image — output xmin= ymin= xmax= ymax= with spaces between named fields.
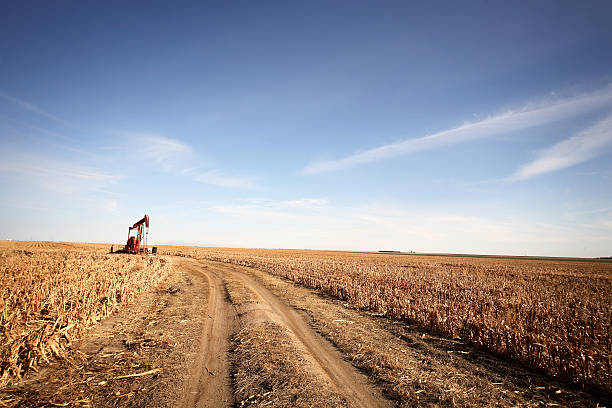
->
xmin=198 ymin=260 xmax=392 ymax=408
xmin=179 ymin=259 xmax=238 ymax=408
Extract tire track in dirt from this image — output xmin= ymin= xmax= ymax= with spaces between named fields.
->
xmin=206 ymin=260 xmax=393 ymax=408
xmin=179 ymin=259 xmax=238 ymax=408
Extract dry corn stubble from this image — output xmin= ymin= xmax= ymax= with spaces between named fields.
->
xmin=0 ymin=241 xmax=170 ymax=386
xmin=162 ymin=246 xmax=612 ymax=394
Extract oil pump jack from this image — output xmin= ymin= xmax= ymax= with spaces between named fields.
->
xmin=112 ymin=215 xmax=156 ymax=254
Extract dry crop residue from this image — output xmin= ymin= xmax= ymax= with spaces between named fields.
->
xmin=5 ymin=242 xmax=610 ymax=407
xmin=0 ymin=241 xmax=171 ymax=388
xmin=1 ymin=245 xmax=394 ymax=408
xmin=162 ymin=246 xmax=612 ymax=396
xmin=226 ymin=259 xmax=612 ymax=407
xmin=1 ymin=256 xmax=220 ymax=407
xmin=216 ymin=261 xmax=391 ymax=408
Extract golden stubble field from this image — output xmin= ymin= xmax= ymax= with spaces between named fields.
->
xmin=1 ymin=241 xmax=610 ymax=399
xmin=0 ymin=241 xmax=170 ymax=386
xmin=163 ymin=246 xmax=612 ymax=394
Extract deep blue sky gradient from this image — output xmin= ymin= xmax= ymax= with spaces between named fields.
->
xmin=1 ymin=1 xmax=612 ymax=255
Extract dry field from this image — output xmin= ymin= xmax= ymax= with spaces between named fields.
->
xmin=1 ymin=242 xmax=610 ymax=407
xmin=163 ymin=246 xmax=612 ymax=395
xmin=0 ymin=241 xmax=170 ymax=387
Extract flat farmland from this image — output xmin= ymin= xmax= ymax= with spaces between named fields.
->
xmin=0 ymin=241 xmax=171 ymax=386
xmin=1 ymin=242 xmax=610 ymax=407
xmin=166 ymin=247 xmax=612 ymax=396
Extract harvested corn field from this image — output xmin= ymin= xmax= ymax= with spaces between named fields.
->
xmin=0 ymin=241 xmax=170 ymax=386
xmin=2 ymin=242 xmax=610 ymax=407
xmin=163 ymin=247 xmax=612 ymax=395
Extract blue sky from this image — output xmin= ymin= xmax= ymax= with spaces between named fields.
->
xmin=1 ymin=1 xmax=612 ymax=256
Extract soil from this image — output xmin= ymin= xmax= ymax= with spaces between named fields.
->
xmin=3 ymin=256 xmax=609 ymax=407
xmin=178 ymin=260 xmax=237 ymax=408
xmin=214 ymin=259 xmax=612 ymax=408
xmin=220 ymin=262 xmax=391 ymax=408
xmin=1 ymin=257 xmax=218 ymax=407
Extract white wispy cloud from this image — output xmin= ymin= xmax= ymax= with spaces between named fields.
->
xmin=211 ymin=205 xmax=298 ymax=219
xmin=195 ymin=170 xmax=255 ymax=188
xmin=134 ymin=134 xmax=192 ymax=167
xmin=200 ymin=200 xmax=612 ymax=256
xmin=124 ymin=133 xmax=254 ymax=188
xmin=0 ymin=152 xmax=121 ymax=194
xmin=510 ymin=113 xmax=612 ymax=181
xmin=0 ymin=92 xmax=72 ymax=126
xmin=300 ymin=86 xmax=612 ymax=174
xmin=210 ymin=197 xmax=328 ymax=220
xmin=242 ymin=197 xmax=328 ymax=209
xmin=103 ymin=199 xmax=118 ymax=212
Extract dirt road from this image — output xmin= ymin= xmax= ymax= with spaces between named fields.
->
xmin=181 ymin=258 xmax=391 ymax=408
xmin=5 ymin=254 xmax=608 ymax=407
xmin=3 ymin=256 xmax=392 ymax=407
xmin=180 ymin=261 xmax=237 ymax=408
